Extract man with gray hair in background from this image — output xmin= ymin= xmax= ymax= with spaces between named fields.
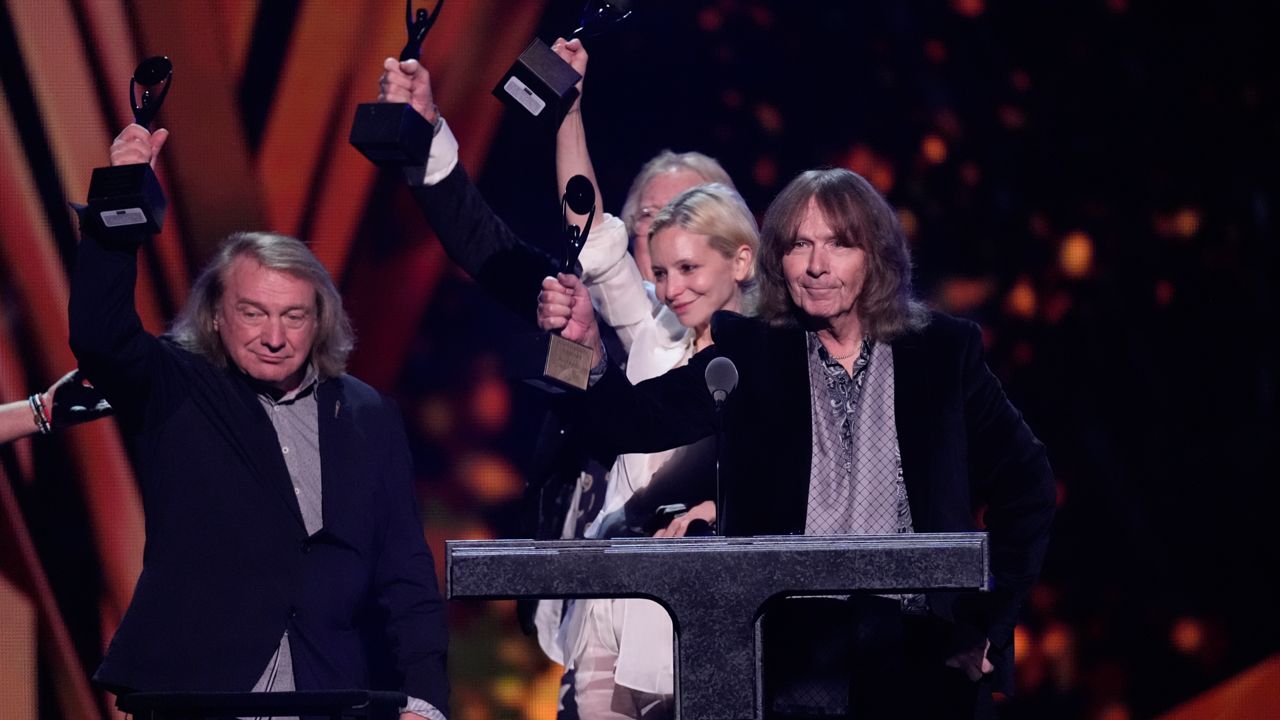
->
xmin=69 ymin=123 xmax=449 ymax=720
xmin=619 ymin=149 xmax=736 ymax=286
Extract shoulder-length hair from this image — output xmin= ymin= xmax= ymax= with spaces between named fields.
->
xmin=169 ymin=232 xmax=355 ymax=378
xmin=649 ymin=183 xmax=759 ymax=287
xmin=757 ymin=168 xmax=928 ymax=340
xmin=621 ymin=150 xmax=735 ymax=238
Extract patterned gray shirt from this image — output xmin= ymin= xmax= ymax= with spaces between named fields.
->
xmin=804 ymin=334 xmax=926 ymax=613
xmin=774 ymin=336 xmax=926 ymax=715
xmin=805 ymin=334 xmax=912 ymax=536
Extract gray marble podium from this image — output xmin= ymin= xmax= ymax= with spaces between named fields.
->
xmin=447 ymin=533 xmax=988 ymax=720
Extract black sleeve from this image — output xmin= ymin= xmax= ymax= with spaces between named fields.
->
xmin=576 ymin=349 xmax=721 ymax=462
xmin=960 ymin=321 xmax=1056 ymax=653
xmin=67 ymin=214 xmax=165 ymax=423
xmin=373 ymin=397 xmax=450 ymax=715
xmin=409 ymin=164 xmax=559 ymax=325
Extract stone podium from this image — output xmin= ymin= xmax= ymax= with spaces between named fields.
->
xmin=447 ymin=533 xmax=988 ymax=720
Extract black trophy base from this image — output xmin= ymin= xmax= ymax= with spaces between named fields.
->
xmin=86 ymin=163 xmax=166 ymax=234
xmin=349 ymin=102 xmax=434 ymax=166
xmin=508 ymin=332 xmax=594 ymax=392
xmin=492 ymin=39 xmax=581 ymax=124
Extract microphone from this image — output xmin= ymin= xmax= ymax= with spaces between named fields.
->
xmin=705 ymin=356 xmax=738 ymax=407
xmin=704 ymin=356 xmax=738 ymax=534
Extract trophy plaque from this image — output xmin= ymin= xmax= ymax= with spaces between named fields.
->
xmin=350 ymin=0 xmax=443 ymax=166
xmin=512 ymin=175 xmax=598 ymax=392
xmin=86 ymin=56 xmax=171 ymax=234
xmin=492 ymin=0 xmax=633 ymax=124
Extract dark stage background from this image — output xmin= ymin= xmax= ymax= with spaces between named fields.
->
xmin=1 ymin=1 xmax=1276 ymax=718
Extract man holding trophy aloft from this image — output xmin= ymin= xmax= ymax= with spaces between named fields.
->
xmin=71 ymin=55 xmax=450 ymax=720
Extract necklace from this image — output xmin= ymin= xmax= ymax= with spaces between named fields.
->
xmin=826 ymin=342 xmax=861 ymax=361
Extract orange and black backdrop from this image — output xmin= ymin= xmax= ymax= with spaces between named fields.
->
xmin=1 ymin=1 xmax=1277 ymax=718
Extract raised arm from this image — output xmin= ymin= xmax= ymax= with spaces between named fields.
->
xmin=68 ymin=125 xmax=170 ymax=415
xmin=552 ymin=38 xmax=599 ymax=228
xmin=550 ymin=38 xmax=659 ymax=353
xmin=380 ymin=58 xmax=558 ymax=323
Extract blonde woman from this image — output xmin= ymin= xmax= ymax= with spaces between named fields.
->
xmin=541 ymin=184 xmax=758 ymax=720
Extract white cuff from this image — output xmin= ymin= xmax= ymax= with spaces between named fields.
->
xmin=403 ymin=115 xmax=460 ymax=187
xmin=576 ymin=213 xmax=628 ymax=284
xmin=402 ymin=694 xmax=447 ymax=720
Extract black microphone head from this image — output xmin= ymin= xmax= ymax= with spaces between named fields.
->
xmin=565 ymin=175 xmax=596 ymax=215
xmin=705 ymin=356 xmax=738 ymax=404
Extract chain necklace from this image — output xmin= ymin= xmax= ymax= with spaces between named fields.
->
xmin=826 ymin=341 xmax=862 ymax=361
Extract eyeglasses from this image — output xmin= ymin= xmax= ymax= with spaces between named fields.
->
xmin=633 ymin=206 xmax=658 ymax=226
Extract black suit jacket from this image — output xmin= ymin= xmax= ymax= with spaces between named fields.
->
xmin=409 ymin=164 xmax=623 ymax=539
xmin=68 ymin=224 xmax=449 ymax=714
xmin=576 ymin=311 xmax=1056 ymax=692
xmin=411 ymin=164 xmax=632 ymax=636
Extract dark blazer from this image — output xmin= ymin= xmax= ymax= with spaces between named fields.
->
xmin=576 ymin=311 xmax=1056 ymax=692
xmin=68 ymin=224 xmax=449 ymax=714
xmin=411 ymin=163 xmax=626 ymax=635
xmin=409 ymin=164 xmax=612 ymax=544
xmin=410 ymin=164 xmax=558 ymax=324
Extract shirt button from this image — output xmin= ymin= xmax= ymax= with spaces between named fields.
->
xmin=294 ymin=486 xmax=301 ymax=496
xmin=282 ymin=446 xmax=289 ymax=454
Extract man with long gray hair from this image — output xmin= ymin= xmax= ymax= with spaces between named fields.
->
xmin=69 ymin=123 xmax=449 ymax=720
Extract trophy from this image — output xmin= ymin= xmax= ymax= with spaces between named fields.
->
xmin=511 ymin=175 xmax=598 ymax=392
xmin=492 ymin=0 xmax=633 ymax=124
xmin=350 ymin=0 xmax=443 ymax=166
xmin=86 ymin=56 xmax=171 ymax=234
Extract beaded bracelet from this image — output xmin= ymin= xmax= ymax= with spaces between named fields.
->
xmin=28 ymin=393 xmax=51 ymax=435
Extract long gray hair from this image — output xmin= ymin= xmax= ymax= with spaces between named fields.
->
xmin=169 ymin=232 xmax=355 ymax=378
xmin=758 ymin=168 xmax=929 ymax=341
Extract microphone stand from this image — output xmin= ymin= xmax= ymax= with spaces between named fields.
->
xmin=713 ymin=397 xmax=727 ymax=534
xmin=705 ymin=356 xmax=737 ymax=535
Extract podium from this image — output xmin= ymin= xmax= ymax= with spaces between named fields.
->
xmin=447 ymin=533 xmax=988 ymax=720
xmin=115 ymin=689 xmax=406 ymax=719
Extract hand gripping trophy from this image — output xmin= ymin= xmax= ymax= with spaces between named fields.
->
xmin=86 ymin=56 xmax=173 ymax=234
xmin=350 ymin=0 xmax=445 ymax=166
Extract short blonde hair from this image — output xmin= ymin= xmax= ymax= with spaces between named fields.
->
xmin=649 ymin=183 xmax=759 ymax=286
